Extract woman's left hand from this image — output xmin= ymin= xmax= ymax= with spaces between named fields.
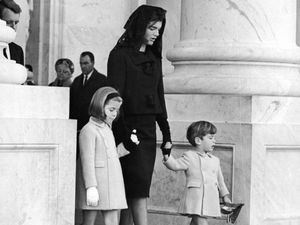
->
xmin=161 ymin=141 xmax=172 ymax=156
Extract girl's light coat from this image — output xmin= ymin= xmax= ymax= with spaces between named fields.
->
xmin=76 ymin=118 xmax=127 ymax=210
xmin=164 ymin=150 xmax=229 ymax=217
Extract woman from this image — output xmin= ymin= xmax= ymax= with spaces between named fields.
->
xmin=49 ymin=58 xmax=74 ymax=87
xmin=107 ymin=5 xmax=172 ymax=225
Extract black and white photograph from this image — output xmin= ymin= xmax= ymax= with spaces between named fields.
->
xmin=0 ymin=1 xmax=299 ymax=225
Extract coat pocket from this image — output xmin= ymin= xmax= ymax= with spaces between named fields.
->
xmin=186 ymin=181 xmax=202 ymax=188
xmin=95 ymin=160 xmax=105 ymax=168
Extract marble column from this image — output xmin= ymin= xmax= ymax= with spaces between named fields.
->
xmin=165 ymin=0 xmax=300 ymax=96
xmin=0 ymin=19 xmax=26 ymax=84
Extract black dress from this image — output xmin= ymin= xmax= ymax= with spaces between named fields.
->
xmin=107 ymin=47 xmax=171 ymax=198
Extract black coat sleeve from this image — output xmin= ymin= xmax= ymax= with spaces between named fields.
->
xmin=107 ymin=50 xmax=126 ymax=95
xmin=156 ymin=60 xmax=171 ymax=143
xmin=108 ymin=50 xmax=138 ymax=151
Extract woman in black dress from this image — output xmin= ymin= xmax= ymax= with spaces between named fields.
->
xmin=107 ymin=5 xmax=172 ymax=225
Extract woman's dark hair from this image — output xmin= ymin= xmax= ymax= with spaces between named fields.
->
xmin=114 ymin=4 xmax=166 ymax=58
xmin=55 ymin=58 xmax=74 ymax=74
xmin=186 ymin=121 xmax=217 ymax=147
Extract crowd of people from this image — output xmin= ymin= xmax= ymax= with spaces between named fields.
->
xmin=1 ymin=1 xmax=234 ymax=225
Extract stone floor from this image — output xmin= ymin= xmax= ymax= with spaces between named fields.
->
xmin=75 ymin=209 xmax=229 ymax=225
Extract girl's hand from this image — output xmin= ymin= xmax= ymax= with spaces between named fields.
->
xmin=223 ymin=195 xmax=232 ymax=204
xmin=86 ymin=187 xmax=99 ymax=206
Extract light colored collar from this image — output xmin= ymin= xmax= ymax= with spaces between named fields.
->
xmin=83 ymin=70 xmax=94 ymax=81
xmin=196 ymin=151 xmax=212 ymax=158
xmin=89 ymin=117 xmax=108 ymax=128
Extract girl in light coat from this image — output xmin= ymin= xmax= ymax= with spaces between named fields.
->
xmin=163 ymin=121 xmax=231 ymax=225
xmin=76 ymin=87 xmax=127 ymax=225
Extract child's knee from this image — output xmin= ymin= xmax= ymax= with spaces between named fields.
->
xmin=103 ymin=210 xmax=118 ymax=225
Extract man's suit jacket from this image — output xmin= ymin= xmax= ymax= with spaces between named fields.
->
xmin=3 ymin=42 xmax=24 ymax=65
xmin=70 ymin=69 xmax=107 ymax=130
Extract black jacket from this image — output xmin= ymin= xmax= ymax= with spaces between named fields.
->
xmin=70 ymin=69 xmax=107 ymax=130
xmin=107 ymin=47 xmax=167 ymax=116
xmin=107 ymin=47 xmax=171 ymax=149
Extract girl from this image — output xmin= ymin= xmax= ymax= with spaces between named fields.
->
xmin=163 ymin=121 xmax=231 ymax=225
xmin=107 ymin=5 xmax=172 ymax=225
xmin=76 ymin=87 xmax=127 ymax=225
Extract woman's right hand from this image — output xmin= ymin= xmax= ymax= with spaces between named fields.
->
xmin=86 ymin=186 xmax=99 ymax=206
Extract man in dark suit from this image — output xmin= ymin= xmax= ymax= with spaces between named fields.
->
xmin=70 ymin=51 xmax=107 ymax=131
xmin=0 ymin=0 xmax=24 ymax=65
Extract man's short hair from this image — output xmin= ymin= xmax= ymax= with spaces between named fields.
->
xmin=80 ymin=51 xmax=95 ymax=63
xmin=0 ymin=0 xmax=22 ymax=18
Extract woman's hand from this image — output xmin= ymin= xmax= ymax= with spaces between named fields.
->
xmin=86 ymin=186 xmax=99 ymax=206
xmin=130 ymin=129 xmax=140 ymax=145
xmin=161 ymin=141 xmax=172 ymax=156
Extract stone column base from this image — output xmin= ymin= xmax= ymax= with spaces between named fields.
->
xmin=165 ymin=42 xmax=300 ymax=96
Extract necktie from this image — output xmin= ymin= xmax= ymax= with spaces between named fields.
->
xmin=83 ymin=75 xmax=88 ymax=86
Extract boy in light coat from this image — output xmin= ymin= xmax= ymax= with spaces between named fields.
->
xmin=163 ymin=121 xmax=231 ymax=225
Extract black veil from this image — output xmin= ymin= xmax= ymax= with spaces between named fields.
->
xmin=113 ymin=4 xmax=166 ymax=58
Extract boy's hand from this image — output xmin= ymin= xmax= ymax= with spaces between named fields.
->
xmin=163 ymin=154 xmax=169 ymax=162
xmin=223 ymin=195 xmax=232 ymax=204
xmin=86 ymin=187 xmax=99 ymax=206
xmin=161 ymin=141 xmax=172 ymax=156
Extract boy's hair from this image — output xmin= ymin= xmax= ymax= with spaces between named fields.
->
xmin=186 ymin=121 xmax=217 ymax=146
xmin=89 ymin=87 xmax=122 ymax=121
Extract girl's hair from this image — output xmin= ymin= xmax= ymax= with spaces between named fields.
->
xmin=89 ymin=87 xmax=122 ymax=121
xmin=113 ymin=4 xmax=166 ymax=58
xmin=55 ymin=58 xmax=74 ymax=74
xmin=186 ymin=121 xmax=217 ymax=146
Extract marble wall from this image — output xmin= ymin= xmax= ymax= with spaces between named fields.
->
xmin=0 ymin=85 xmax=77 ymax=225
xmin=59 ymin=0 xmax=181 ymax=80
xmin=23 ymin=0 xmax=181 ymax=84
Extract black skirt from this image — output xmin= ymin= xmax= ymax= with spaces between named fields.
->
xmin=120 ymin=114 xmax=157 ymax=198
